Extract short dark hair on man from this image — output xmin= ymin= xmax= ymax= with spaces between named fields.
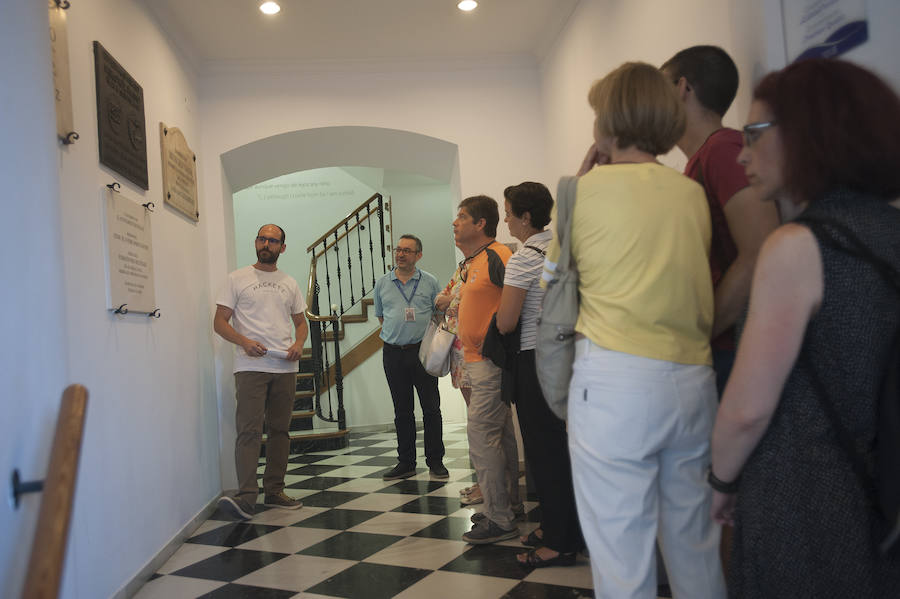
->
xmin=503 ymin=182 xmax=554 ymax=229
xmin=661 ymin=45 xmax=739 ymax=117
xmin=259 ymin=223 xmax=286 ymax=243
xmin=399 ymin=234 xmax=422 ymax=253
xmin=753 ymin=58 xmax=900 ymax=204
xmin=459 ymin=195 xmax=499 ymax=238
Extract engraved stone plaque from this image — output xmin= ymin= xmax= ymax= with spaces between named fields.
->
xmin=93 ymin=41 xmax=148 ymax=189
xmin=49 ymin=1 xmax=76 ymax=144
xmin=104 ymin=187 xmax=156 ymax=313
xmin=159 ymin=123 xmax=199 ymax=221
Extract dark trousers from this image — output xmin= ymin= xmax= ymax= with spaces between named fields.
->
xmin=512 ymin=350 xmax=584 ymax=553
xmin=712 ymin=347 xmax=736 ymax=397
xmin=382 ymin=343 xmax=444 ymax=467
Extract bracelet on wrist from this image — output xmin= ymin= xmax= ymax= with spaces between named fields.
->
xmin=707 ymin=468 xmax=740 ymax=494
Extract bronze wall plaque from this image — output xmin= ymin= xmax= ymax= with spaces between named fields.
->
xmin=159 ymin=123 xmax=199 ymax=221
xmin=93 ymin=41 xmax=148 ymax=189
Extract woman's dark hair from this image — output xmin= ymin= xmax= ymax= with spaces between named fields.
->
xmin=753 ymin=58 xmax=900 ymax=203
xmin=503 ymin=182 xmax=553 ymax=229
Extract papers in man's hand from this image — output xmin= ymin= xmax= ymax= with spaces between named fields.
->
xmin=265 ymin=349 xmax=294 ymax=360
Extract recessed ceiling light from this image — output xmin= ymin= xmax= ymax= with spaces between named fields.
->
xmin=458 ymin=1 xmax=478 ymax=12
xmin=259 ymin=1 xmax=281 ymax=15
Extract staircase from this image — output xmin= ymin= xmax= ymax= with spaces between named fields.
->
xmin=261 ymin=194 xmax=393 ymax=454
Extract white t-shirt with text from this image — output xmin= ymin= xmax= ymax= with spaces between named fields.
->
xmin=216 ymin=265 xmax=307 ymax=373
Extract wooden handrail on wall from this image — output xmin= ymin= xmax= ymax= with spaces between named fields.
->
xmin=21 ymin=384 xmax=88 ymax=599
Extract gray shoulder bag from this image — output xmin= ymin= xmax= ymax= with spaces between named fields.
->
xmin=535 ymin=176 xmax=579 ymax=420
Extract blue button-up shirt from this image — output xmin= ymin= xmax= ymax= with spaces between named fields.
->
xmin=374 ymin=267 xmax=441 ymax=346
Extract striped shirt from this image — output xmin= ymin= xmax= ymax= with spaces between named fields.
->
xmin=504 ymin=229 xmax=552 ymax=350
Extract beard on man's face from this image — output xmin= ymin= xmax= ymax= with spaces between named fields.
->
xmin=257 ymin=247 xmax=279 ymax=264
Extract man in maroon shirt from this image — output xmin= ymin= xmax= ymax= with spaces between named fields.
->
xmin=662 ymin=46 xmax=779 ymax=393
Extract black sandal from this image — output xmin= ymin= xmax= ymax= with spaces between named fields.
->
xmin=520 ymin=529 xmax=543 ymax=547
xmin=516 ymin=549 xmax=577 ymax=568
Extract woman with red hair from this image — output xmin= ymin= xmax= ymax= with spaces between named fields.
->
xmin=710 ymin=58 xmax=900 ymax=596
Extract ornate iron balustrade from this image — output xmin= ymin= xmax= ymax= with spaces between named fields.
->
xmin=305 ymin=193 xmax=392 ymax=429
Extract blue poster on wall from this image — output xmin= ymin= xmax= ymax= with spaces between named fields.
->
xmin=782 ymin=0 xmax=869 ymax=62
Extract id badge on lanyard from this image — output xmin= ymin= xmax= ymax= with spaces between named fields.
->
xmin=395 ymin=276 xmax=421 ymax=322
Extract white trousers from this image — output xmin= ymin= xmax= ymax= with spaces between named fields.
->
xmin=567 ymin=339 xmax=726 ymax=599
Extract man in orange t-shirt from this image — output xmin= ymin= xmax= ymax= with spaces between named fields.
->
xmin=451 ymin=195 xmax=520 ymax=544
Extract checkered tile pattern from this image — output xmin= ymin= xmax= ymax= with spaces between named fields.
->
xmin=135 ymin=424 xmax=660 ymax=598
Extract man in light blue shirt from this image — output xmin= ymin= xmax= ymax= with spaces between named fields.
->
xmin=374 ymin=234 xmax=446 ymax=480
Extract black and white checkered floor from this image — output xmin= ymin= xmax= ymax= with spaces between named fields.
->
xmin=136 ymin=423 xmax=666 ymax=598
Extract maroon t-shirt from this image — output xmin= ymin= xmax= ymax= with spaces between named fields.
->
xmin=684 ymin=128 xmax=749 ymax=351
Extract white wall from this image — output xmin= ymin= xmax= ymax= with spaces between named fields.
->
xmin=538 ymin=0 xmax=900 ymax=188
xmin=538 ymin=0 xmax=771 ymax=182
xmin=0 ymin=3 xmax=70 ymax=598
xmin=1 ymin=1 xmax=223 ymax=597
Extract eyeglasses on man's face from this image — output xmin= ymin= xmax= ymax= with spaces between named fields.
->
xmin=394 ymin=247 xmax=418 ymax=256
xmin=742 ymin=121 xmax=777 ymax=148
xmin=256 ymin=236 xmax=283 ymax=246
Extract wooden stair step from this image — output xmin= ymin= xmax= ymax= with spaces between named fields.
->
xmin=291 ymin=409 xmax=315 ymax=420
xmin=261 ymin=428 xmax=350 ymax=453
xmin=262 ymin=429 xmax=348 ymax=443
xmin=295 ymin=390 xmax=316 ymax=400
xmin=340 ymin=314 xmax=368 ymax=324
xmin=296 ymin=372 xmax=316 ymax=380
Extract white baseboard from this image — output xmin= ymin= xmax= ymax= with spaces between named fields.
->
xmin=111 ymin=494 xmax=220 ymax=599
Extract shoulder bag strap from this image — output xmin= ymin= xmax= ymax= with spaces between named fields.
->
xmin=554 ymin=176 xmax=579 ymax=273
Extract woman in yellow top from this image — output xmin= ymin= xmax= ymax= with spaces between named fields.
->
xmin=554 ymin=62 xmax=725 ymax=599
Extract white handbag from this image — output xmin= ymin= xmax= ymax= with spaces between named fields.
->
xmin=419 ymin=316 xmax=455 ymax=377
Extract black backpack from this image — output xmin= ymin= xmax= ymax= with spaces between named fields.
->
xmin=798 ymin=215 xmax=900 ymax=555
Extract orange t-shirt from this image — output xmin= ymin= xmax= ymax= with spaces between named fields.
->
xmin=457 ymin=241 xmax=512 ymax=362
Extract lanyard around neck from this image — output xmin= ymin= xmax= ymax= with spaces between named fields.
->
xmin=393 ymin=274 xmax=421 ymax=305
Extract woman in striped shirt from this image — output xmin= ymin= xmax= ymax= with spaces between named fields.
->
xmin=496 ymin=181 xmax=584 ymax=568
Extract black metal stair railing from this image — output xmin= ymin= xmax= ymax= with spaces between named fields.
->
xmin=305 ymin=193 xmax=391 ymax=430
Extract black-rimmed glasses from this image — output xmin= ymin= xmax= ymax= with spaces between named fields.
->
xmin=256 ymin=235 xmax=282 ymax=246
xmin=394 ymin=247 xmax=417 ymax=256
xmin=742 ymin=121 xmax=777 ymax=148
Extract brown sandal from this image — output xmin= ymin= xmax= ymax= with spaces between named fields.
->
xmin=516 ymin=548 xmax=577 ymax=568
xmin=520 ymin=529 xmax=543 ymax=547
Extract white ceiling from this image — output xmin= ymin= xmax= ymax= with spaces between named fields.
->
xmin=141 ymin=0 xmax=579 ymax=70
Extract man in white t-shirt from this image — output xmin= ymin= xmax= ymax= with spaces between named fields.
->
xmin=213 ymin=224 xmax=309 ymax=520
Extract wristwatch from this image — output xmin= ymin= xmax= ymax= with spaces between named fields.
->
xmin=707 ymin=467 xmax=740 ymax=494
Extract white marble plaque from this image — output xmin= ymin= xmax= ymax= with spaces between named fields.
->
xmin=49 ymin=1 xmax=76 ymax=144
xmin=104 ymin=188 xmax=156 ymax=313
xmin=160 ymin=122 xmax=199 ymax=221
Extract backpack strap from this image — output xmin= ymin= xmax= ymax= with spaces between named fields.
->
xmin=523 ymin=244 xmax=546 ymax=256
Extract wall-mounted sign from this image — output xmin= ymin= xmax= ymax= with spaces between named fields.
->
xmin=104 ymin=187 xmax=156 ymax=313
xmin=159 ymin=123 xmax=199 ymax=221
xmin=783 ymin=0 xmax=868 ymax=62
xmin=93 ymin=41 xmax=148 ymax=189
xmin=49 ymin=1 xmax=77 ymax=144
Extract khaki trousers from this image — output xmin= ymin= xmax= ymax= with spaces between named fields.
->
xmin=464 ymin=359 xmax=519 ymax=530
xmin=234 ymin=371 xmax=295 ymax=504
